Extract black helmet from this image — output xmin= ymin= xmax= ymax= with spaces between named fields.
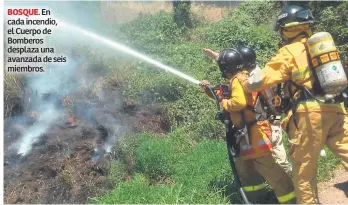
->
xmin=237 ymin=46 xmax=256 ymax=71
xmin=217 ymin=48 xmax=244 ymax=78
xmin=275 ymin=5 xmax=314 ymax=31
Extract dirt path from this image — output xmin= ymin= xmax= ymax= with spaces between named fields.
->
xmin=318 ymin=168 xmax=348 ymax=204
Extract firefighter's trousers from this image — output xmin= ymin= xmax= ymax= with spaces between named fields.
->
xmin=271 ymin=119 xmax=292 ymax=176
xmin=235 ymin=155 xmax=296 ymax=204
xmin=287 ymin=111 xmax=348 ymax=204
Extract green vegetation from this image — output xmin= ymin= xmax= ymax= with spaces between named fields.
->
xmin=314 ymin=2 xmax=348 ymax=66
xmin=91 ymin=131 xmax=238 ymax=204
xmin=91 ymin=1 xmax=347 ymax=203
xmin=173 ymin=1 xmax=193 ymax=30
xmin=317 ymin=147 xmax=341 ymax=182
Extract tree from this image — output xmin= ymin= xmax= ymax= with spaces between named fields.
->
xmin=172 ymin=1 xmax=193 ymax=31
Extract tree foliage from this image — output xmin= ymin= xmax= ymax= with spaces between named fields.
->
xmin=172 ymin=1 xmax=193 ymax=30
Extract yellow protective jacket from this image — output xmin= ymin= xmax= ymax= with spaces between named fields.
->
xmin=244 ymin=36 xmax=346 ymax=130
xmin=207 ymin=71 xmax=273 ymax=160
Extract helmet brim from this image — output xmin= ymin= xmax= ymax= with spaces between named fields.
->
xmin=274 ymin=8 xmax=315 ymax=31
xmin=275 ymin=20 xmax=315 ymax=32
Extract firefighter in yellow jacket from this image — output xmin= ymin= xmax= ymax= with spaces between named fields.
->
xmin=200 ymin=47 xmax=296 ymax=204
xmin=242 ymin=5 xmax=348 ymax=204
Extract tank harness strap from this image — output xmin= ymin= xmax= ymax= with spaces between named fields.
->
xmin=240 ymin=92 xmax=270 ymax=145
xmin=286 ymin=80 xmax=335 ymax=132
xmin=303 ymin=38 xmax=325 ymax=96
xmin=240 ymin=110 xmax=253 ymax=145
xmin=287 ymin=80 xmax=300 ymax=130
xmin=245 ymin=92 xmax=268 ymax=121
xmin=277 ymin=84 xmax=282 ymax=96
xmin=257 ymin=91 xmax=275 ymax=119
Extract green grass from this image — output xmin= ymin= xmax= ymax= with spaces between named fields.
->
xmin=92 ymin=133 xmax=341 ymax=204
xmin=91 ymin=130 xmax=237 ymax=204
xmin=317 ymin=146 xmax=341 ymax=182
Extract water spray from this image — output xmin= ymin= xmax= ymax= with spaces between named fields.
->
xmin=58 ymin=20 xmax=201 ymax=85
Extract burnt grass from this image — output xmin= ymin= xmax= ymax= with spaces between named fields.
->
xmin=4 ymin=82 xmax=171 ymax=204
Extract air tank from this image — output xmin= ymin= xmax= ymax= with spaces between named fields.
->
xmin=307 ymin=32 xmax=348 ymax=98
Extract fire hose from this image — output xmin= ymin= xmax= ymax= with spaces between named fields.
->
xmin=205 ymin=85 xmax=251 ymax=204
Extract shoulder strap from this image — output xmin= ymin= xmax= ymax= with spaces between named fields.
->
xmin=302 ymin=39 xmax=325 ymax=96
xmin=244 ymin=92 xmax=269 ymax=120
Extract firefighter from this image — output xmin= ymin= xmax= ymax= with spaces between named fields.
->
xmin=200 ymin=48 xmax=296 ymax=204
xmin=242 ymin=5 xmax=348 ymax=204
xmin=238 ymin=46 xmax=292 ymax=176
xmin=203 ymin=46 xmax=292 ymax=176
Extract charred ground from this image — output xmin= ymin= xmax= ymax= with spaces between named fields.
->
xmin=4 ymin=64 xmax=171 ymax=204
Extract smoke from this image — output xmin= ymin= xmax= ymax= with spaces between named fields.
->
xmin=11 ymin=49 xmax=124 ymax=157
xmin=28 ymin=57 xmax=82 ymax=96
xmin=17 ymin=106 xmax=60 ymax=156
xmin=95 ymin=114 xmax=123 ymax=152
xmin=4 ymin=1 xmax=172 ymax=159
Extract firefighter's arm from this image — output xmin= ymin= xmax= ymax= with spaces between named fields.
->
xmin=202 ymin=48 xmax=219 ymax=60
xmin=243 ymin=48 xmax=293 ymax=92
xmin=220 ymin=78 xmax=247 ymax=112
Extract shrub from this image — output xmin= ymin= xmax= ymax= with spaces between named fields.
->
xmin=119 ymin=12 xmax=184 ymax=52
xmin=313 ymin=2 xmax=348 ymax=68
xmin=201 ymin=11 xmax=279 ymax=66
xmin=235 ymin=1 xmax=282 ymax=25
xmin=173 ymin=1 xmax=193 ymax=30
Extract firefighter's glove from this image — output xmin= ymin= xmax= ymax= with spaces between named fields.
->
xmin=219 ymin=99 xmax=228 ymax=109
xmin=199 ymin=80 xmax=211 ymax=91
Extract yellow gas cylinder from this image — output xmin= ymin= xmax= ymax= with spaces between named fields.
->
xmin=307 ymin=32 xmax=348 ymax=98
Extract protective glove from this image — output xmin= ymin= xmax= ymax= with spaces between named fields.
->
xmin=199 ymin=80 xmax=211 ymax=91
xmin=219 ymin=99 xmax=228 ymax=109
